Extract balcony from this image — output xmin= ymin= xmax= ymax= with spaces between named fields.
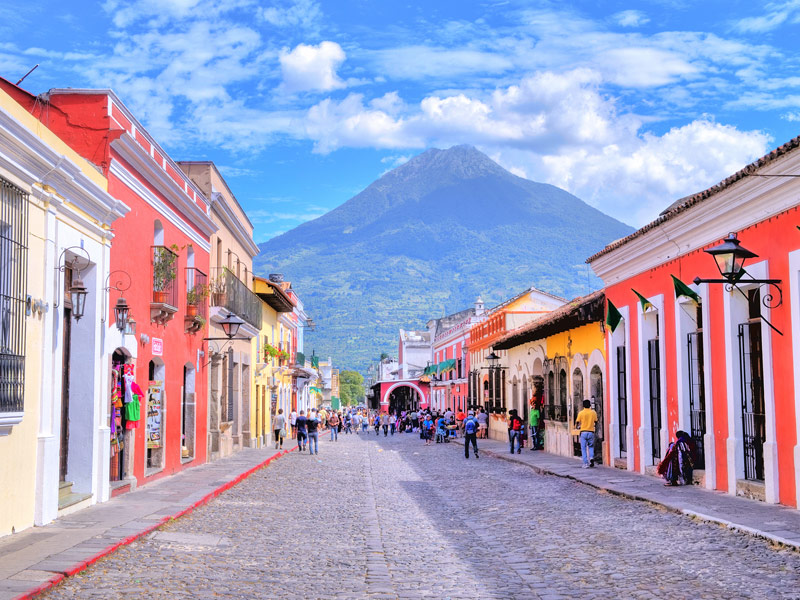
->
xmin=151 ymin=245 xmax=178 ymax=325
xmin=210 ymin=267 xmax=262 ymax=330
xmin=184 ymin=267 xmax=207 ymax=334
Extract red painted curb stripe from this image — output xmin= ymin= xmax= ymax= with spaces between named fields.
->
xmin=15 ymin=448 xmax=295 ymax=600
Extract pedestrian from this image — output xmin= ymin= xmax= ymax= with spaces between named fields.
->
xmin=337 ymin=412 xmax=344 ymax=434
xmin=381 ymin=412 xmax=389 ymax=436
xmin=389 ymin=412 xmax=397 ymax=435
xmin=361 ymin=412 xmax=369 ymax=434
xmin=422 ymin=413 xmax=434 ymax=446
xmin=477 ymin=407 xmax=489 ymax=439
xmin=307 ymin=408 xmax=320 ymax=455
xmin=373 ymin=413 xmax=381 ymax=435
xmin=290 ymin=409 xmax=298 ymax=439
xmin=658 ymin=430 xmax=695 ymax=486
xmin=508 ymin=409 xmax=523 ymax=454
xmin=575 ymin=399 xmax=598 ymax=468
xmin=456 ymin=408 xmax=466 ymax=434
xmin=329 ymin=411 xmax=340 ymax=441
xmin=344 ymin=413 xmax=352 ymax=434
xmin=295 ymin=410 xmax=308 ymax=452
xmin=463 ymin=410 xmax=479 ymax=459
xmin=273 ymin=408 xmax=286 ymax=450
xmin=529 ymin=401 xmax=541 ymax=450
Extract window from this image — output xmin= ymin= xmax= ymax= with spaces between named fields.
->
xmin=738 ymin=289 xmax=765 ymax=481
xmin=0 ymin=178 xmax=28 ymax=419
xmin=648 ymin=338 xmax=661 ymax=462
xmin=687 ymin=303 xmax=706 ymax=469
xmin=558 ymin=368 xmax=567 ymax=421
xmin=616 ymin=345 xmax=627 ymax=455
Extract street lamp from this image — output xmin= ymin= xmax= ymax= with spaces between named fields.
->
xmin=486 ymin=351 xmax=501 ymax=368
xmin=693 ymin=231 xmax=783 ymax=333
xmin=219 ymin=311 xmax=244 ymax=339
xmin=54 ymin=247 xmax=91 ymax=321
xmin=69 ymin=271 xmax=88 ymax=321
xmin=704 ymin=232 xmax=757 ymax=281
xmin=113 ymin=296 xmax=130 ymax=331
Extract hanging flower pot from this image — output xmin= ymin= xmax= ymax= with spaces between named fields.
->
xmin=154 ymin=290 xmax=168 ymax=303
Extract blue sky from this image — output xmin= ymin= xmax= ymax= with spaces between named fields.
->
xmin=1 ymin=0 xmax=799 ymax=241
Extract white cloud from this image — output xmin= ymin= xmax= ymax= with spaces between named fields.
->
xmin=731 ymin=1 xmax=800 ymax=33
xmin=258 ymin=0 xmax=322 ymax=32
xmin=279 ymin=41 xmax=346 ymax=93
xmin=613 ymin=10 xmax=650 ymax=27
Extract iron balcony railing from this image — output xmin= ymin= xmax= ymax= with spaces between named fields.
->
xmin=185 ymin=267 xmax=208 ymax=322
xmin=152 ymin=245 xmax=179 ymax=308
xmin=210 ymin=267 xmax=262 ymax=329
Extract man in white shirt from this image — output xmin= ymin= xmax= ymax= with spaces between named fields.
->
xmin=290 ymin=410 xmax=298 ymax=439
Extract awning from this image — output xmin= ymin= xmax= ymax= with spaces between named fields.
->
xmin=309 ymin=386 xmax=322 ymax=395
xmin=422 ymin=365 xmax=437 ymax=376
xmin=438 ymin=359 xmax=456 ymax=372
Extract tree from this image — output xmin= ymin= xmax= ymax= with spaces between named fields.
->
xmin=339 ymin=370 xmax=365 ymax=406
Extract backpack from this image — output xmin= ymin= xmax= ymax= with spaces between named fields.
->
xmin=465 ymin=418 xmax=477 ymax=435
xmin=511 ymin=416 xmax=522 ymax=431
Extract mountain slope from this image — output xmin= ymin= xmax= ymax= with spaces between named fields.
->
xmin=254 ymin=145 xmax=633 ymax=370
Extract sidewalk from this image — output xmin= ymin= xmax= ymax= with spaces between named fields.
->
xmin=455 ymin=436 xmax=800 ymax=551
xmin=0 ymin=445 xmax=295 ymax=600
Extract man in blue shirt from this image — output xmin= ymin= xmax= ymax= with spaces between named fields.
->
xmin=463 ymin=410 xmax=479 ymax=459
xmin=295 ymin=410 xmax=308 ymax=452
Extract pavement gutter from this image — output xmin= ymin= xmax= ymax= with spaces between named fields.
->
xmin=15 ymin=446 xmax=297 ymax=600
xmin=453 ymin=439 xmax=800 ymax=553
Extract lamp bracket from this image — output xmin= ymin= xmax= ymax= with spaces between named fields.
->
xmin=54 ymin=246 xmax=91 ymax=309
xmin=693 ymin=275 xmax=783 ymax=335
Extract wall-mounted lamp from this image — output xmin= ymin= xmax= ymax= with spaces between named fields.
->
xmin=103 ymin=270 xmax=133 ymax=333
xmin=694 ymin=232 xmax=783 ymax=334
xmin=125 ymin=315 xmax=137 ymax=336
xmin=54 ymin=247 xmax=91 ymax=321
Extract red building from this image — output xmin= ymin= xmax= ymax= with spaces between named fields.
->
xmin=0 ymin=81 xmax=217 ymax=494
xmin=589 ymin=134 xmax=800 ymax=508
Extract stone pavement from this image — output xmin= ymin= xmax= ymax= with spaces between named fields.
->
xmin=454 ymin=434 xmax=800 ymax=551
xmin=31 ymin=429 xmax=800 ymax=599
xmin=0 ymin=445 xmax=293 ymax=600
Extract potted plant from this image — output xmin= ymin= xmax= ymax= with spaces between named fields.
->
xmin=186 ymin=283 xmax=209 ymax=316
xmin=153 ymin=244 xmax=179 ymax=303
xmin=193 ymin=314 xmax=206 ymax=329
xmin=210 ymin=274 xmax=227 ymax=307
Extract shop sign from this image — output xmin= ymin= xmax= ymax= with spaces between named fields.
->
xmin=152 ymin=338 xmax=163 ymax=356
xmin=146 ymin=381 xmax=163 ymax=449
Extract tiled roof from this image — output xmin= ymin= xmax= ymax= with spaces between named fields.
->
xmin=586 ymin=132 xmax=800 ymax=263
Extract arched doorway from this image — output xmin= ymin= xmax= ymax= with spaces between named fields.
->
xmin=146 ymin=358 xmax=165 ymax=473
xmin=110 ymin=348 xmax=133 ymax=483
xmin=572 ymin=368 xmax=584 ymax=457
xmin=590 ymin=365 xmax=603 ymax=463
xmin=386 ymin=384 xmax=421 ymax=414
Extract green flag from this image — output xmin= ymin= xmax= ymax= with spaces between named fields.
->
xmin=632 ymin=289 xmax=654 ymax=313
xmin=671 ymin=275 xmax=700 ymax=303
xmin=606 ymin=299 xmax=623 ymax=332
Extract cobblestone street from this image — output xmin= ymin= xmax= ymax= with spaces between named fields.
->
xmin=40 ymin=432 xmax=800 ymax=600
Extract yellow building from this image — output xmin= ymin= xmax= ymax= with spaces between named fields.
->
xmin=0 ymin=87 xmax=128 ymax=536
xmin=494 ymin=291 xmax=606 ymax=460
xmin=252 ymin=275 xmax=295 ymax=447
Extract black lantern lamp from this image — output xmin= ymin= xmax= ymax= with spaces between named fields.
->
xmin=69 ymin=271 xmax=88 ymax=321
xmin=486 ymin=351 xmax=501 ymax=368
xmin=219 ymin=311 xmax=244 ymax=339
xmin=114 ymin=296 xmax=130 ymax=332
xmin=704 ymin=232 xmax=758 ymax=281
xmin=694 ymin=231 xmax=783 ymax=334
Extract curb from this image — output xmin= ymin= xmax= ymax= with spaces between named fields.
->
xmin=15 ymin=447 xmax=296 ymax=600
xmin=453 ymin=439 xmax=800 ymax=553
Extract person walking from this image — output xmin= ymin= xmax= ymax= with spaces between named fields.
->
xmin=329 ymin=411 xmax=340 ymax=441
xmin=295 ymin=410 xmax=308 ymax=452
xmin=290 ymin=409 xmax=298 ymax=439
xmin=508 ymin=409 xmax=523 ymax=454
xmin=463 ymin=410 xmax=479 ymax=459
xmin=381 ymin=412 xmax=389 ymax=436
xmin=307 ymin=408 xmax=320 ymax=455
xmin=422 ymin=413 xmax=434 ymax=446
xmin=373 ymin=413 xmax=381 ymax=435
xmin=575 ymin=399 xmax=598 ymax=468
xmin=389 ymin=413 xmax=397 ymax=435
xmin=273 ymin=408 xmax=286 ymax=450
xmin=529 ymin=401 xmax=541 ymax=450
xmin=477 ymin=408 xmax=489 ymax=439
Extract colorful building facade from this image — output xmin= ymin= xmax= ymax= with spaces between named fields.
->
xmin=589 ymin=134 xmax=800 ymax=507
xmin=0 ymin=84 xmax=128 ymax=535
xmin=0 ymin=82 xmax=219 ymax=494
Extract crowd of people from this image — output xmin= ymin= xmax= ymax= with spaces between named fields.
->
xmin=271 ymin=400 xmax=695 ymax=484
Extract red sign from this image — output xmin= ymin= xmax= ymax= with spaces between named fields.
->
xmin=152 ymin=338 xmax=163 ymax=356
